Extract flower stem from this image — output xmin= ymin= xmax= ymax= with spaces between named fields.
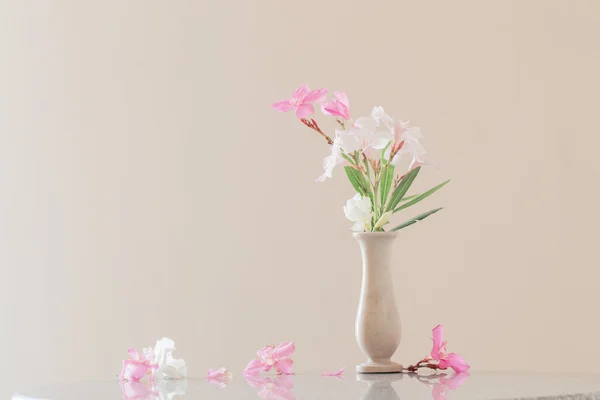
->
xmin=300 ymin=118 xmax=333 ymax=145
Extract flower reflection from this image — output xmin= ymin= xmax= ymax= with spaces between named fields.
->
xmin=245 ymin=374 xmax=296 ymax=400
xmin=120 ymin=378 xmax=187 ymax=400
xmin=411 ymin=372 xmax=470 ymax=400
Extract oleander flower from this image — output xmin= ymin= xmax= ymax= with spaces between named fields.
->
xmin=120 ymin=348 xmax=158 ymax=382
xmin=322 ymin=91 xmax=351 ymax=120
xmin=207 ymin=367 xmax=233 ymax=388
xmin=244 ymin=341 xmax=295 ymax=376
xmin=431 ymin=325 xmax=470 ymax=373
xmin=344 ymin=194 xmax=372 ymax=232
xmin=152 ymin=338 xmax=187 ymax=380
xmin=271 ymin=85 xmax=327 ymax=119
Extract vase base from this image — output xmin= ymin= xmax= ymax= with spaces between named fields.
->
xmin=356 ymin=361 xmax=403 ymax=374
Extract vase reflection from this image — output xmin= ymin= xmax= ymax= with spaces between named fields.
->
xmin=357 ymin=373 xmax=403 ymax=400
xmin=357 ymin=372 xmax=469 ymax=400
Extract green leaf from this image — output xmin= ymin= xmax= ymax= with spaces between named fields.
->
xmin=385 ymin=166 xmax=421 ymax=212
xmin=379 ymin=165 xmax=395 ymax=208
xmin=390 ymin=208 xmax=444 ymax=231
xmin=344 ymin=166 xmax=367 ymax=196
xmin=399 ymin=194 xmax=419 ymax=202
xmin=393 ymin=179 xmax=451 ymax=213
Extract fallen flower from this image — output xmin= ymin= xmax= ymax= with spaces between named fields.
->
xmin=119 ymin=337 xmax=187 ymax=382
xmin=405 ymin=325 xmax=469 ymax=373
xmin=207 ymin=367 xmax=233 ymax=388
xmin=431 ymin=325 xmax=470 ymax=373
xmin=244 ymin=341 xmax=295 ymax=375
xmin=120 ymin=348 xmax=158 ymax=382
xmin=322 ymin=367 xmax=344 ymax=377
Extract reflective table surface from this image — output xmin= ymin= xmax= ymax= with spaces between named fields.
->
xmin=13 ymin=372 xmax=600 ymax=400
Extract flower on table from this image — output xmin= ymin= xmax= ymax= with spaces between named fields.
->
xmin=120 ymin=348 xmax=158 ymax=382
xmin=322 ymin=367 xmax=344 ymax=377
xmin=322 ymin=91 xmax=351 ymax=120
xmin=344 ymin=194 xmax=372 ymax=232
xmin=244 ymin=341 xmax=295 ymax=376
xmin=119 ymin=338 xmax=186 ymax=383
xmin=152 ymin=338 xmax=187 ymax=380
xmin=207 ymin=367 xmax=233 ymax=388
xmin=271 ymin=85 xmax=327 ymax=119
xmin=431 ymin=325 xmax=470 ymax=373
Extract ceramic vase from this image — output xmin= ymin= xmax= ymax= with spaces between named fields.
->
xmin=354 ymin=231 xmax=402 ymax=373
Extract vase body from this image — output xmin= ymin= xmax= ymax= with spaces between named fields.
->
xmin=354 ymin=232 xmax=402 ymax=373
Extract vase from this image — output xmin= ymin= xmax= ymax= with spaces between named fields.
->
xmin=354 ymin=231 xmax=402 ymax=373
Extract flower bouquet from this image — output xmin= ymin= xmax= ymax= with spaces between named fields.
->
xmin=272 ymin=85 xmax=450 ymax=373
xmin=271 ymin=85 xmax=449 ymax=233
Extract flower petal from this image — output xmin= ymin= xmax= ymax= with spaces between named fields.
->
xmin=303 ymin=88 xmax=327 ymax=103
xmin=120 ymin=359 xmax=148 ymax=382
xmin=257 ymin=345 xmax=274 ymax=361
xmin=274 ymin=358 xmax=294 ymax=374
xmin=447 ymin=353 xmax=470 ymax=373
xmin=271 ymin=100 xmax=293 ymax=112
xmin=334 ymin=91 xmax=349 ymax=107
xmin=244 ymin=358 xmax=266 ymax=376
xmin=322 ymin=367 xmax=344 ymax=376
xmin=431 ymin=324 xmax=445 ymax=359
xmin=273 ymin=341 xmax=295 ymax=359
xmin=127 ymin=348 xmax=140 ymax=360
xmin=207 ymin=367 xmax=232 ymax=379
xmin=292 ymin=84 xmax=310 ymax=102
xmin=295 ymin=103 xmax=314 ymax=119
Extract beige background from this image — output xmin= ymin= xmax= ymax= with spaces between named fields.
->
xmin=1 ymin=0 xmax=599 ymax=396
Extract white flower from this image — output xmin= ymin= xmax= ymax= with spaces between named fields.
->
xmin=370 ymin=106 xmax=395 ymax=131
xmin=152 ymin=338 xmax=187 ymax=380
xmin=343 ymin=193 xmax=372 ymax=232
xmin=391 ymin=125 xmax=426 ymax=168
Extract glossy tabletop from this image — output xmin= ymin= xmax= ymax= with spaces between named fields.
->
xmin=13 ymin=372 xmax=600 ymax=400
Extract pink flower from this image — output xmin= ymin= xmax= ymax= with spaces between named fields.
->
xmin=245 ymin=374 xmax=296 ymax=400
xmin=431 ymin=325 xmax=470 ymax=373
xmin=271 ymin=85 xmax=327 ymax=119
xmin=321 ymin=91 xmax=350 ymax=120
xmin=322 ymin=367 xmax=344 ymax=377
xmin=119 ymin=348 xmax=159 ymax=382
xmin=207 ymin=367 xmax=233 ymax=388
xmin=244 ymin=341 xmax=295 ymax=376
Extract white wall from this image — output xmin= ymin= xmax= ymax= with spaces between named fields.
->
xmin=1 ymin=0 xmax=599 ymax=396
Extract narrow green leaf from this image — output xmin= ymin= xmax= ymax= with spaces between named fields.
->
xmin=379 ymin=165 xmax=395 ymax=208
xmin=390 ymin=208 xmax=444 ymax=231
xmin=385 ymin=166 xmax=421 ymax=212
xmin=344 ymin=166 xmax=367 ymax=196
xmin=393 ymin=179 xmax=451 ymax=213
xmin=399 ymin=194 xmax=419 ymax=202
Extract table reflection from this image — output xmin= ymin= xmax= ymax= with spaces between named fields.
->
xmin=244 ymin=374 xmax=295 ymax=400
xmin=120 ymin=379 xmax=187 ymax=400
xmin=356 ymin=372 xmax=469 ymax=400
